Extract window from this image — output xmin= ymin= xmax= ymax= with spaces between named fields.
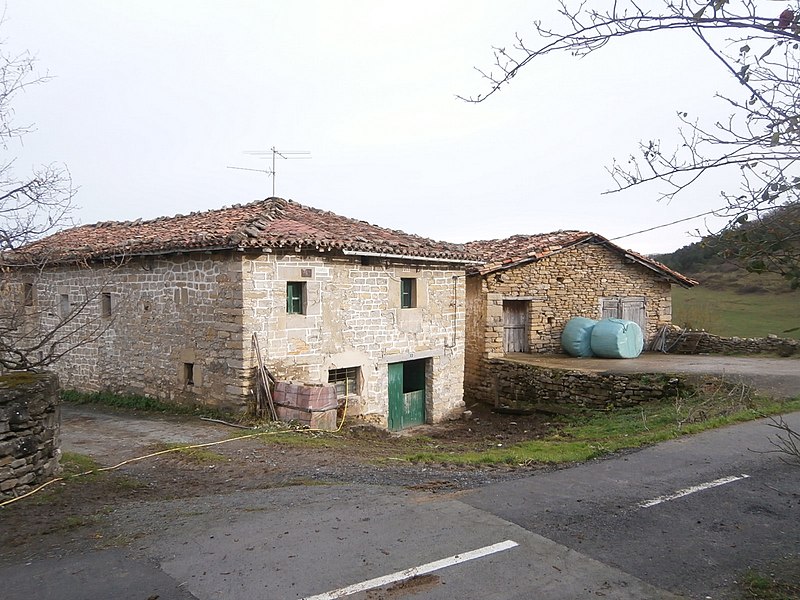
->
xmin=286 ymin=281 xmax=306 ymax=314
xmin=184 ymin=363 xmax=195 ymax=386
xmin=328 ymin=367 xmax=360 ymax=399
xmin=23 ymin=283 xmax=34 ymax=307
xmin=400 ymin=278 xmax=416 ymax=309
xmin=101 ymin=292 xmax=112 ymax=317
xmin=59 ymin=294 xmax=70 ymax=318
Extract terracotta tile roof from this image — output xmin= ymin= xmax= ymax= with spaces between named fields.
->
xmin=17 ymin=198 xmax=472 ymax=264
xmin=464 ymin=231 xmax=697 ymax=287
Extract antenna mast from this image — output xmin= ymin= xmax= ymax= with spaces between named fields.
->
xmin=227 ymin=146 xmax=311 ymax=197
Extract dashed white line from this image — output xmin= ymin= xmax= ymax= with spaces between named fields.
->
xmin=299 ymin=539 xmax=519 ymax=600
xmin=639 ymin=474 xmax=751 ymax=508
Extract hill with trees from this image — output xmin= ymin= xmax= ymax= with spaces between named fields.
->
xmin=654 ymin=202 xmax=800 ymax=295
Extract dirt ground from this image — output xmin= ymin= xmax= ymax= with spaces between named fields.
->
xmin=2 ymin=353 xmax=797 ymax=563
xmin=0 ymin=401 xmax=555 ymax=561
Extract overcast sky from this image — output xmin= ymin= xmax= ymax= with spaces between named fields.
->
xmin=6 ymin=1 xmax=741 ymax=253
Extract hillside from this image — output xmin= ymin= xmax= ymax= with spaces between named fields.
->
xmin=653 ymin=202 xmax=800 ymax=294
xmin=653 ymin=204 xmax=800 ymax=338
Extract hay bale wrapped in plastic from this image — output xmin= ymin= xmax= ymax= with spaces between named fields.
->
xmin=590 ymin=318 xmax=644 ymax=359
xmin=561 ymin=317 xmax=598 ymax=357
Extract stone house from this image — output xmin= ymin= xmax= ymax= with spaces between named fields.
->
xmin=16 ymin=198 xmax=472 ymax=430
xmin=462 ymin=231 xmax=697 ymax=403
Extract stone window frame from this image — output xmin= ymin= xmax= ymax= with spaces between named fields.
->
xmin=286 ymin=281 xmax=307 ymax=315
xmin=101 ymin=292 xmax=113 ymax=318
xmin=328 ymin=366 xmax=360 ymax=400
xmin=183 ymin=362 xmax=195 ymax=386
xmin=22 ymin=282 xmax=35 ymax=307
xmin=400 ymin=277 xmax=417 ymax=309
xmin=59 ymin=293 xmax=71 ymax=319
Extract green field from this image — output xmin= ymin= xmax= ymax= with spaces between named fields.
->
xmin=672 ymin=286 xmax=800 ymax=339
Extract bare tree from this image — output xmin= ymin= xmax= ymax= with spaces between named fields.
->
xmin=766 ymin=415 xmax=800 ymax=465
xmin=462 ymin=0 xmax=800 ymax=286
xmin=0 ymin=34 xmax=112 ymax=371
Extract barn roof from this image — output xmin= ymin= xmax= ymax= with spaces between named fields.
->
xmin=14 ymin=197 xmax=473 ymax=265
xmin=464 ymin=231 xmax=697 ymax=287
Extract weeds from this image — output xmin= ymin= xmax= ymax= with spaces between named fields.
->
xmin=405 ymin=392 xmax=800 ymax=466
xmin=152 ymin=442 xmax=227 ymax=464
xmin=61 ymin=389 xmax=234 ymax=421
xmin=739 ymin=569 xmax=800 ymax=599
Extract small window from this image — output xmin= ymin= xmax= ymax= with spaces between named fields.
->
xmin=328 ymin=367 xmax=360 ymax=399
xmin=23 ymin=283 xmax=34 ymax=307
xmin=59 ymin=294 xmax=70 ymax=318
xmin=400 ymin=278 xmax=416 ymax=309
xmin=286 ymin=281 xmax=306 ymax=314
xmin=101 ymin=292 xmax=112 ymax=317
xmin=184 ymin=362 xmax=195 ymax=386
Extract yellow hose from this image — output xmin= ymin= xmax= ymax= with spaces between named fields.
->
xmin=0 ymin=394 xmax=348 ymax=509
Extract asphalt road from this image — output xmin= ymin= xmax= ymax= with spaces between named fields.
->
xmin=3 ymin=413 xmax=798 ymax=599
xmin=465 ymin=411 xmax=800 ymax=599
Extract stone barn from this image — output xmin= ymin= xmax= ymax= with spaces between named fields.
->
xmin=15 ymin=198 xmax=472 ymax=430
xmin=463 ymin=231 xmax=696 ymax=404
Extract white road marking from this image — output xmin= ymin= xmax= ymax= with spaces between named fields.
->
xmin=639 ymin=474 xmax=751 ymax=508
xmin=299 ymin=539 xmax=519 ymax=600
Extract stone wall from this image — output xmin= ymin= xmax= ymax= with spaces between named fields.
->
xmin=465 ymin=243 xmax=675 ymax=405
xmin=486 ymin=357 xmax=683 ymax=411
xmin=242 ymin=253 xmax=466 ymax=426
xmin=29 ymin=253 xmax=249 ymax=411
xmin=0 ymin=372 xmax=60 ymax=499
xmin=20 ymin=250 xmax=467 ymax=426
xmin=666 ymin=329 xmax=799 ymax=356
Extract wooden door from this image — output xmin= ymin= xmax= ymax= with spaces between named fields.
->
xmin=601 ymin=297 xmax=621 ymax=320
xmin=621 ymin=297 xmax=646 ymax=334
xmin=601 ymin=296 xmax=646 ymax=333
xmin=503 ymin=300 xmax=529 ymax=353
xmin=388 ymin=360 xmax=426 ymax=431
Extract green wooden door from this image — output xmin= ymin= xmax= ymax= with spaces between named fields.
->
xmin=388 ymin=360 xmax=426 ymax=431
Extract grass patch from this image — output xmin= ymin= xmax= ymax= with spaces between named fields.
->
xmin=27 ymin=451 xmax=146 ymax=505
xmin=673 ymin=286 xmax=800 ymax=339
xmin=62 ymin=389 xmax=235 ymax=420
xmin=265 ymin=431 xmax=347 ymax=449
xmin=405 ymin=391 xmax=800 ymax=466
xmin=152 ymin=442 xmax=227 ymax=464
xmin=61 ymin=451 xmax=101 ymax=477
xmin=739 ymin=569 xmax=800 ymax=599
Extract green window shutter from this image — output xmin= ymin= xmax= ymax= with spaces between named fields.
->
xmin=287 ymin=282 xmax=304 ymax=314
xmin=400 ymin=278 xmax=415 ymax=308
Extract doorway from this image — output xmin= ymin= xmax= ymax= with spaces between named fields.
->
xmin=503 ymin=300 xmax=530 ymax=353
xmin=388 ymin=359 xmax=426 ymax=431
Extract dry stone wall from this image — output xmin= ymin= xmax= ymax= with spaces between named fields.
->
xmin=0 ymin=372 xmax=60 ymax=499
xmin=666 ymin=329 xmax=799 ymax=356
xmin=487 ymin=358 xmax=683 ymax=411
xmin=465 ymin=244 xmax=675 ymax=405
xmin=242 ymin=253 xmax=466 ymax=426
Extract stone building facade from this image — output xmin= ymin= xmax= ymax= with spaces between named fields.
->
xmin=14 ymin=198 xmax=470 ymax=429
xmin=463 ymin=232 xmax=696 ymax=404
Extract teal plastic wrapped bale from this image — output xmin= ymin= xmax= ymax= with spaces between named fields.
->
xmin=561 ymin=317 xmax=598 ymax=357
xmin=590 ymin=318 xmax=644 ymax=359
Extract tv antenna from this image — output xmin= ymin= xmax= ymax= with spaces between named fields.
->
xmin=227 ymin=146 xmax=311 ymax=197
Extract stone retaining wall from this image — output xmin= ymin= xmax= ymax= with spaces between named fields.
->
xmin=0 ymin=372 xmax=60 ymax=499
xmin=485 ymin=358 xmax=684 ymax=411
xmin=666 ymin=330 xmax=799 ymax=356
